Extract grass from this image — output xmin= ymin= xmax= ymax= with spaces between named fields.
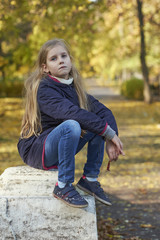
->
xmin=0 ymin=98 xmax=25 ymax=173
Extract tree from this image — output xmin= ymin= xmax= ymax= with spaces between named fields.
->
xmin=0 ymin=0 xmax=98 ymax=80
xmin=0 ymin=0 xmax=159 ymax=95
xmin=136 ymin=0 xmax=152 ymax=103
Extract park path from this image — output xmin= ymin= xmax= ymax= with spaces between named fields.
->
xmin=85 ymin=77 xmax=121 ymax=99
xmin=88 ymin=86 xmax=119 ymax=97
xmin=87 ymin=85 xmax=123 ymax=101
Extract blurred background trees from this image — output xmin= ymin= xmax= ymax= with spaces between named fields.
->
xmin=0 ymin=0 xmax=159 ymax=102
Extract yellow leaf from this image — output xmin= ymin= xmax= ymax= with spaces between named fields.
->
xmin=141 ymin=224 xmax=155 ymax=228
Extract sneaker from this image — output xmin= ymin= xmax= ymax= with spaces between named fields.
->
xmin=77 ymin=177 xmax=112 ymax=206
xmin=53 ymin=183 xmax=88 ymax=208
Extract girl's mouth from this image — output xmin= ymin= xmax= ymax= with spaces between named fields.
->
xmin=59 ymin=66 xmax=66 ymax=69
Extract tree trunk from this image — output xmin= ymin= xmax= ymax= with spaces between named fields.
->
xmin=136 ymin=0 xmax=152 ymax=103
xmin=0 ymin=41 xmax=6 ymax=82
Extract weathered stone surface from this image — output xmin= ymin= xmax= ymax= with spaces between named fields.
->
xmin=0 ymin=166 xmax=98 ymax=240
xmin=0 ymin=166 xmax=58 ymax=197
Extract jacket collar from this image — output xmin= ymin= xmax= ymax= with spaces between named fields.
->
xmin=48 ymin=74 xmax=73 ymax=85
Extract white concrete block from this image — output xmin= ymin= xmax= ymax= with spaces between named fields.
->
xmin=0 ymin=166 xmax=98 ymax=240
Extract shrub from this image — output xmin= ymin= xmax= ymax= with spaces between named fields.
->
xmin=0 ymin=81 xmax=24 ymax=97
xmin=150 ymin=82 xmax=160 ymax=96
xmin=121 ymin=78 xmax=144 ymax=100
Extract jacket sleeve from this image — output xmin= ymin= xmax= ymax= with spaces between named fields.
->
xmin=88 ymin=94 xmax=118 ymax=135
xmin=37 ymin=84 xmax=108 ymax=136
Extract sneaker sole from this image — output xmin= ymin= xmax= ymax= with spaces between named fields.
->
xmin=53 ymin=193 xmax=88 ymax=208
xmin=76 ymin=184 xmax=112 ymax=206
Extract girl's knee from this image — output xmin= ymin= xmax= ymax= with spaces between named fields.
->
xmin=64 ymin=120 xmax=81 ymax=136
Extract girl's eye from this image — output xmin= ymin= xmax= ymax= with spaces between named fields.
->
xmin=62 ymin=54 xmax=67 ymax=58
xmin=51 ymin=57 xmax=57 ymax=61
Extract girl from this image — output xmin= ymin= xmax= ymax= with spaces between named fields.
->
xmin=18 ymin=38 xmax=124 ymax=208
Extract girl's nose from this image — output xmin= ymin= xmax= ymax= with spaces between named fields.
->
xmin=59 ymin=57 xmax=64 ymax=64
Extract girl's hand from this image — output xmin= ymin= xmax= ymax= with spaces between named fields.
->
xmin=111 ymin=134 xmax=125 ymax=156
xmin=106 ymin=139 xmax=119 ymax=162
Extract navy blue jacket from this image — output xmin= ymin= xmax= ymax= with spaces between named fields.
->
xmin=17 ymin=75 xmax=118 ymax=170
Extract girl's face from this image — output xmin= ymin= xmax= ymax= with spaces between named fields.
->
xmin=43 ymin=45 xmax=72 ymax=79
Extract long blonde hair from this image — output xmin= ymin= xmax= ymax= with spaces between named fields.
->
xmin=21 ymin=38 xmax=89 ymax=138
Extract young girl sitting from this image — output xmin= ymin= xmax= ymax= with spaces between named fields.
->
xmin=18 ymin=38 xmax=124 ymax=208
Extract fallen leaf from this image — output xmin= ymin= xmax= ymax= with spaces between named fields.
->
xmin=137 ymin=188 xmax=147 ymax=195
xmin=141 ymin=224 xmax=155 ymax=228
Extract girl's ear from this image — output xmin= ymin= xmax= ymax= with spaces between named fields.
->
xmin=42 ymin=63 xmax=49 ymax=73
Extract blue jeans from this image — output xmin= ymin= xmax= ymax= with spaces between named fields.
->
xmin=44 ymin=120 xmax=104 ymax=183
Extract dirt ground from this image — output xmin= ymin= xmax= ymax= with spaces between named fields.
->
xmin=96 ymin=183 xmax=160 ymax=240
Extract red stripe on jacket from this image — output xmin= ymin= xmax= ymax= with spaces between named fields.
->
xmin=99 ymin=123 xmax=108 ymax=135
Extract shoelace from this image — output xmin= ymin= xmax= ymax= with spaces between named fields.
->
xmin=94 ymin=181 xmax=104 ymax=194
